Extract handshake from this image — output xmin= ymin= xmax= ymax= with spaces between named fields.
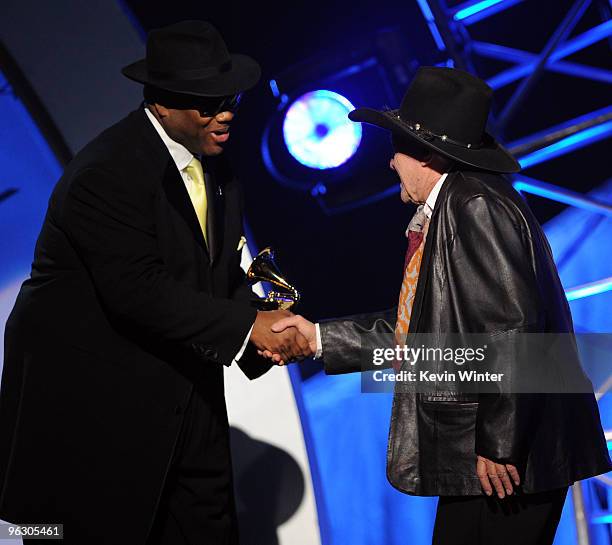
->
xmin=250 ymin=310 xmax=317 ymax=365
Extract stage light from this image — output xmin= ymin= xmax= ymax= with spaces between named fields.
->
xmin=282 ymin=90 xmax=362 ymax=170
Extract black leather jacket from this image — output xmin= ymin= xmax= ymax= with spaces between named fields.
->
xmin=320 ymin=170 xmax=611 ymax=496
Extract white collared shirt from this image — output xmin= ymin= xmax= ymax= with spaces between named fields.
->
xmin=423 ymin=171 xmax=448 ymax=220
xmin=144 ymin=106 xmax=253 ymax=364
xmin=144 ymin=106 xmax=200 ymax=189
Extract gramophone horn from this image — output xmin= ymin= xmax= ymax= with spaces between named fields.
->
xmin=246 ymin=247 xmax=300 ymax=306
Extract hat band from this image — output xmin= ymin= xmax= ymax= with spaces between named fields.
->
xmin=148 ymin=60 xmax=232 ymax=81
xmin=399 ymin=116 xmax=483 ymax=150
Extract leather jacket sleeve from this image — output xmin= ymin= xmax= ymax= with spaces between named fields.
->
xmin=450 ymin=195 xmax=544 ymax=466
xmin=320 ymin=307 xmax=397 ymax=375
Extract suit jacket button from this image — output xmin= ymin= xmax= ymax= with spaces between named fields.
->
xmin=174 ymin=405 xmax=183 ymax=415
xmin=204 ymin=349 xmax=218 ymax=359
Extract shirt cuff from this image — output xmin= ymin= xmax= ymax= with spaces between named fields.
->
xmin=233 ymin=324 xmax=254 ymax=363
xmin=314 ymin=323 xmax=323 ymax=359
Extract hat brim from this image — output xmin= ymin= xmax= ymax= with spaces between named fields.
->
xmin=121 ymin=53 xmax=261 ymax=97
xmin=349 ymin=108 xmax=521 ymax=174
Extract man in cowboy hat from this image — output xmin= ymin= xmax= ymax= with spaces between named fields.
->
xmin=267 ymin=67 xmax=611 ymax=544
xmin=0 ymin=20 xmax=311 ymax=544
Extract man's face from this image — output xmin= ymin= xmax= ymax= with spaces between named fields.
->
xmin=390 ymin=152 xmax=426 ymax=204
xmin=156 ymin=107 xmax=234 ymax=157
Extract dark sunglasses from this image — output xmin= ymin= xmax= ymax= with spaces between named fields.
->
xmin=194 ymin=94 xmax=242 ymax=117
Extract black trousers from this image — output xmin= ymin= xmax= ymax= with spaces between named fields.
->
xmin=432 ymin=487 xmax=569 ymax=545
xmin=146 ymin=378 xmax=239 ymax=545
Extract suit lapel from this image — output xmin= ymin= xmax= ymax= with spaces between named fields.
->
xmin=138 ymin=106 xmax=228 ymax=263
xmin=161 ymin=155 xmax=227 ymax=264
xmin=408 ymin=172 xmax=456 ymax=334
xmin=161 ymin=162 xmax=208 ymax=254
xmin=136 ymin=107 xmax=209 ymax=258
xmin=203 ymin=161 xmax=225 ymax=264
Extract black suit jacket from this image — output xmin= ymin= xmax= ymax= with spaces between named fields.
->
xmin=0 ymin=108 xmax=267 ymax=542
xmin=320 ymin=170 xmax=611 ymax=496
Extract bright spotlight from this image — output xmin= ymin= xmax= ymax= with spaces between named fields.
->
xmin=282 ymin=90 xmax=362 ymax=169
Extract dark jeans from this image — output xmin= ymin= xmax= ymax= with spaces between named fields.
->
xmin=433 ymin=486 xmax=569 ymax=545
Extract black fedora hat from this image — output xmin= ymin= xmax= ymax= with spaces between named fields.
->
xmin=121 ymin=20 xmax=261 ymax=97
xmin=349 ymin=67 xmax=520 ymax=173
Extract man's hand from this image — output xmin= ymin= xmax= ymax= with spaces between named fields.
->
xmin=250 ymin=310 xmax=312 ymax=364
xmin=257 ymin=315 xmax=318 ymax=365
xmin=476 ymin=455 xmax=520 ymax=498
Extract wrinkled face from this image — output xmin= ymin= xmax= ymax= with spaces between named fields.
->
xmin=390 ymin=152 xmax=426 ymax=204
xmin=158 ymin=108 xmax=234 ymax=157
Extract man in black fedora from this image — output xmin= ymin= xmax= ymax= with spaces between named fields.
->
xmin=266 ymin=67 xmax=611 ymax=544
xmin=0 ymin=20 xmax=311 ymax=544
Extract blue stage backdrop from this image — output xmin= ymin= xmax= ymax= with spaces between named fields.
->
xmin=1 ymin=7 xmax=611 ymax=539
xmin=0 ymin=70 xmax=62 ymax=368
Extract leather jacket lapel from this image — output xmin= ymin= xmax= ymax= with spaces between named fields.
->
xmin=408 ymin=172 xmax=455 ymax=335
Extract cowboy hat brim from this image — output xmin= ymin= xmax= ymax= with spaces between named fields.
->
xmin=349 ymin=107 xmax=521 ymax=174
xmin=121 ymin=53 xmax=261 ymax=97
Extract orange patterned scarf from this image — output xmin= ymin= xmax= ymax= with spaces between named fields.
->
xmin=395 ymin=205 xmax=430 ymax=351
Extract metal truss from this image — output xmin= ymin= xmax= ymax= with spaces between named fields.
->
xmin=415 ymin=0 xmax=612 ymax=303
xmin=415 ymin=1 xmax=612 ymax=543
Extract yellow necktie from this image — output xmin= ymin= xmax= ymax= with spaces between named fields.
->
xmin=182 ymin=157 xmax=208 ymax=245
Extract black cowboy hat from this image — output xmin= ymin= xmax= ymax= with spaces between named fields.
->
xmin=121 ymin=20 xmax=261 ymax=97
xmin=349 ymin=66 xmax=520 ymax=173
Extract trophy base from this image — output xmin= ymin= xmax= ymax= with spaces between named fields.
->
xmin=250 ymin=297 xmax=296 ymax=311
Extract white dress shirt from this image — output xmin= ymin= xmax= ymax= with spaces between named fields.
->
xmin=145 ymin=107 xmax=195 ymax=186
xmin=422 ymin=172 xmax=448 ymax=221
xmin=144 ymin=106 xmax=253 ymax=364
xmin=314 ymin=172 xmax=449 ymax=359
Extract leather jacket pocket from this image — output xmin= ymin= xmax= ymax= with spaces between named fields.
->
xmin=418 ymin=398 xmax=478 ymax=479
